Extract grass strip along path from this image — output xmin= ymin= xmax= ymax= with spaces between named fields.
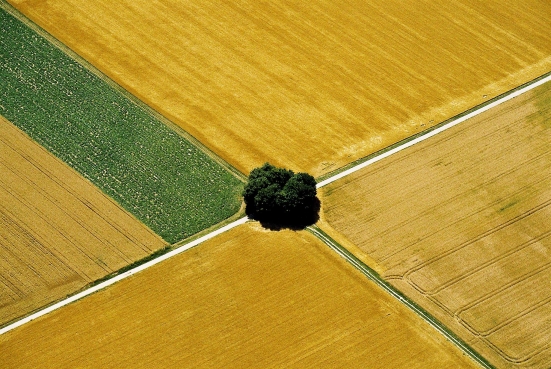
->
xmin=2 ymin=60 xmax=549 ymax=367
xmin=0 ymin=8 xmax=243 ymax=244
xmin=0 ymin=2 xmax=548 ymax=366
xmin=308 ymin=226 xmax=494 ymax=369
xmin=0 ymin=217 xmax=248 ymax=336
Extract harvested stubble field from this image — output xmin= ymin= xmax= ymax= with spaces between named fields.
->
xmin=6 ymin=0 xmax=551 ymax=177
xmin=0 ymin=8 xmax=243 ymax=244
xmin=322 ymin=82 xmax=551 ymax=368
xmin=0 ymin=223 xmax=477 ymax=369
xmin=0 ymin=115 xmax=167 ymax=327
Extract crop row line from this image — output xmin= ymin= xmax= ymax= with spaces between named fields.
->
xmin=307 ymin=225 xmax=494 ymax=369
xmin=316 ymin=72 xmax=551 ymax=188
xmin=1 ymin=6 xmax=550 ymax=366
xmin=0 ymin=0 xmax=247 ymax=184
xmin=3 ymin=72 xmax=551 ymax=338
xmin=0 ymin=216 xmax=248 ymax=335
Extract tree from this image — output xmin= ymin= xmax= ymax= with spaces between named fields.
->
xmin=243 ymin=163 xmax=320 ymax=228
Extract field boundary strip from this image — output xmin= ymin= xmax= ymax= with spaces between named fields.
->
xmin=0 ymin=0 xmax=247 ymax=183
xmin=3 ymin=72 xmax=551 ymax=338
xmin=1 ymin=4 xmax=246 ymax=243
xmin=0 ymin=216 xmax=248 ymax=336
xmin=1 ymin=0 xmax=550 ymax=352
xmin=317 ymin=72 xmax=551 ymax=188
xmin=307 ymin=226 xmax=495 ymax=369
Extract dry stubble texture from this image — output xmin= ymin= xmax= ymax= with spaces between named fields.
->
xmin=322 ymin=82 xmax=551 ymax=368
xmin=0 ymin=116 xmax=166 ymax=326
xmin=0 ymin=223 xmax=477 ymax=369
xmin=6 ymin=0 xmax=551 ymax=176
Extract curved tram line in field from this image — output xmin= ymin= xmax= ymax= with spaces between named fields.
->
xmin=2 ymin=71 xmax=551 ymax=367
xmin=307 ymin=226 xmax=494 ymax=369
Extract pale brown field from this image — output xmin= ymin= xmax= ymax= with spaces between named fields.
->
xmin=322 ymin=82 xmax=551 ymax=368
xmin=0 ymin=116 xmax=166 ymax=326
xmin=6 ymin=0 xmax=551 ymax=176
xmin=0 ymin=223 xmax=477 ymax=368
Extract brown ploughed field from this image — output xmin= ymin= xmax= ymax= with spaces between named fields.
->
xmin=322 ymin=82 xmax=551 ymax=368
xmin=0 ymin=223 xmax=477 ymax=369
xmin=7 ymin=0 xmax=551 ymax=176
xmin=0 ymin=116 xmax=166 ymax=326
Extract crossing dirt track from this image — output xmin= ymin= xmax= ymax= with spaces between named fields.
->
xmin=0 ymin=116 xmax=166 ymax=327
xmin=0 ymin=223 xmax=477 ymax=369
xmin=3 ymin=1 xmax=551 ymax=367
xmin=7 ymin=0 xmax=551 ymax=176
xmin=322 ymin=82 xmax=551 ymax=369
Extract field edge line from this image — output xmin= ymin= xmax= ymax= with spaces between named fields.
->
xmin=0 ymin=216 xmax=249 ymax=336
xmin=317 ymin=71 xmax=551 ymax=188
xmin=307 ymin=225 xmax=495 ymax=369
xmin=0 ymin=0 xmax=247 ymax=183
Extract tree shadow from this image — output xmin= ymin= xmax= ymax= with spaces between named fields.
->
xmin=246 ymin=198 xmax=321 ymax=231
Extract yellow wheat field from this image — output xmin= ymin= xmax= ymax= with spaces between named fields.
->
xmin=322 ymin=82 xmax=551 ymax=369
xmin=0 ymin=223 xmax=477 ymax=368
xmin=0 ymin=116 xmax=166 ymax=326
xmin=7 ymin=0 xmax=551 ymax=176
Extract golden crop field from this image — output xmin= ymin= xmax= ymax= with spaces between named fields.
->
xmin=0 ymin=116 xmax=166 ymax=326
xmin=0 ymin=223 xmax=477 ymax=369
xmin=6 ymin=0 xmax=551 ymax=176
xmin=322 ymin=82 xmax=551 ymax=369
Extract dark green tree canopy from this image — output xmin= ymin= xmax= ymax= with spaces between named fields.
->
xmin=243 ymin=163 xmax=320 ymax=228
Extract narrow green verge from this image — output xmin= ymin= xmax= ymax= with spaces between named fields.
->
xmin=0 ymin=8 xmax=243 ymax=243
xmin=308 ymin=225 xmax=494 ymax=369
xmin=316 ymin=70 xmax=551 ymax=183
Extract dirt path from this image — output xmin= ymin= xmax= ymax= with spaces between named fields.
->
xmin=3 ymin=73 xmax=550 ymax=339
xmin=317 ymin=72 xmax=551 ymax=188
xmin=0 ymin=217 xmax=248 ymax=336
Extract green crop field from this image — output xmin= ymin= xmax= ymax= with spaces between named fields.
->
xmin=0 ymin=9 xmax=243 ymax=243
